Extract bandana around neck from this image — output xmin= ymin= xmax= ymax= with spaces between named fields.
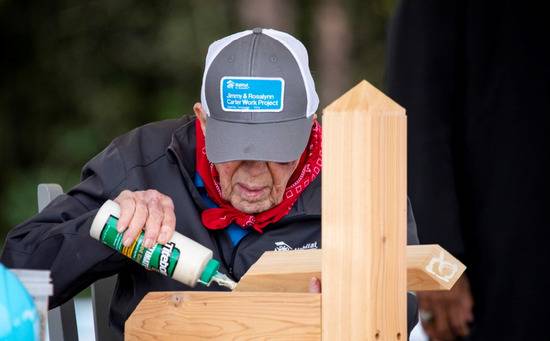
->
xmin=195 ymin=119 xmax=322 ymax=233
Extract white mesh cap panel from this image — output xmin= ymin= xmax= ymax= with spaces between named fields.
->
xmin=200 ymin=30 xmax=253 ymax=117
xmin=262 ymin=29 xmax=319 ymax=118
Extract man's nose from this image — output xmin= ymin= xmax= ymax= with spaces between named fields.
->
xmin=241 ymin=160 xmax=268 ymax=177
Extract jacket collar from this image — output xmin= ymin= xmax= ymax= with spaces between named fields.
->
xmin=166 ymin=117 xmax=206 ymax=209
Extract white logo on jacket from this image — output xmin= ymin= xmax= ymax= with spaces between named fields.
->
xmin=274 ymin=241 xmax=318 ymax=251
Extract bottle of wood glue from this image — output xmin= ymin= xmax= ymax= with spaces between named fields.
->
xmin=90 ymin=200 xmax=236 ymax=290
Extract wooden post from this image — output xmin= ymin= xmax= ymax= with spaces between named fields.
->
xmin=322 ymin=80 xmax=407 ymax=340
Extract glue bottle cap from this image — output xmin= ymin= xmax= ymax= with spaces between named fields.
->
xmin=199 ymin=259 xmax=220 ymax=285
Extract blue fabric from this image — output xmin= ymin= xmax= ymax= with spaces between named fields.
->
xmin=195 ymin=173 xmax=250 ymax=246
xmin=0 ymin=264 xmax=40 ymax=340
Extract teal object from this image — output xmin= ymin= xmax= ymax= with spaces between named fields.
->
xmin=199 ymin=259 xmax=220 ymax=285
xmin=0 ymin=263 xmax=39 ymax=341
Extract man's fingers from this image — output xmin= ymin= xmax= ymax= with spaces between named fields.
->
xmin=308 ymin=277 xmax=321 ymax=293
xmin=422 ymin=295 xmax=452 ymax=341
xmin=460 ymin=298 xmax=474 ymax=334
xmin=448 ymin=304 xmax=469 ymax=337
xmin=123 ymin=200 xmax=148 ymax=247
xmin=160 ymin=194 xmax=175 ymax=210
xmin=143 ymin=199 xmax=163 ymax=248
xmin=418 ymin=292 xmax=436 ymax=334
xmin=113 ymin=190 xmax=176 ymax=247
xmin=115 ymin=195 xmax=135 ymax=233
xmin=431 ymin=303 xmax=454 ymax=341
xmin=462 ymin=293 xmax=474 ymax=323
xmin=158 ymin=204 xmax=176 ymax=244
xmin=419 ymin=276 xmax=475 ymax=341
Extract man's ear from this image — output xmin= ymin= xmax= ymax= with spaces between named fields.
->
xmin=193 ymin=102 xmax=207 ymax=134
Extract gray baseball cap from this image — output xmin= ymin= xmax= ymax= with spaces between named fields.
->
xmin=200 ymin=28 xmax=319 ymax=163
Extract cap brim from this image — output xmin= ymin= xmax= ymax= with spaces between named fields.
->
xmin=205 ymin=116 xmax=313 ymax=163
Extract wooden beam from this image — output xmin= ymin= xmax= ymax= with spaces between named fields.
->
xmin=322 ymin=80 xmax=407 ymax=340
xmin=407 ymin=244 xmax=466 ymax=291
xmin=235 ymin=249 xmax=321 ymax=293
xmin=125 ymin=292 xmax=320 ymax=340
xmin=234 ymin=246 xmax=466 ymax=293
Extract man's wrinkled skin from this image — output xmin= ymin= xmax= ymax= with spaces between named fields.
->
xmin=115 ymin=189 xmax=176 ymax=248
xmin=418 ymin=275 xmax=474 ymax=341
xmin=115 ymin=102 xmax=301 ymax=248
xmin=193 ymin=103 xmax=300 ymax=214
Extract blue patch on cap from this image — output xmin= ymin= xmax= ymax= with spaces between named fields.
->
xmin=220 ymin=77 xmax=284 ymax=112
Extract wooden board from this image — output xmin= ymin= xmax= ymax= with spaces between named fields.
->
xmin=235 ymin=249 xmax=321 ymax=293
xmin=235 ymin=246 xmax=466 ymax=293
xmin=322 ymin=80 xmax=407 ymax=340
xmin=407 ymin=244 xmax=466 ymax=291
xmin=125 ymin=292 xmax=320 ymax=340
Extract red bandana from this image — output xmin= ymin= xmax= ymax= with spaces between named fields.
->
xmin=195 ymin=119 xmax=322 ymax=233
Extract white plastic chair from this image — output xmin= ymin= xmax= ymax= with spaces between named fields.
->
xmin=39 ymin=184 xmax=120 ymax=341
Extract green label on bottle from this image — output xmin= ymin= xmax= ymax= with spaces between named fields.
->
xmin=100 ymin=215 xmax=180 ymax=277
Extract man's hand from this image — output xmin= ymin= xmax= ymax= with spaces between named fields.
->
xmin=114 ymin=189 xmax=176 ymax=248
xmin=418 ymin=275 xmax=474 ymax=341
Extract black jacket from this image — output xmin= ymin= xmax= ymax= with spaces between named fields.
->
xmin=1 ymin=116 xmax=419 ymax=334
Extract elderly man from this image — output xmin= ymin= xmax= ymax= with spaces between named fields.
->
xmin=1 ymin=28 xmax=418 ymax=336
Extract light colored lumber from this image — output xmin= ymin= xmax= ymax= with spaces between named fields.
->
xmin=322 ymin=80 xmax=407 ymax=340
xmin=125 ymin=292 xmax=320 ymax=341
xmin=407 ymin=244 xmax=466 ymax=291
xmin=125 ymin=81 xmax=437 ymax=340
xmin=235 ymin=246 xmax=466 ymax=293
xmin=235 ymin=249 xmax=321 ymax=293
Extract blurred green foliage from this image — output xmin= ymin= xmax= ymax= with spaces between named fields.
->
xmin=0 ymin=0 xmax=395 ymax=244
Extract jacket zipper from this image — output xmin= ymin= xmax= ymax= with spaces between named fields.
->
xmin=211 ymin=229 xmax=252 ymax=280
xmin=227 ymin=231 xmax=253 ymax=277
xmin=227 ymin=213 xmax=321 ymax=277
xmin=213 ymin=212 xmax=321 ymax=281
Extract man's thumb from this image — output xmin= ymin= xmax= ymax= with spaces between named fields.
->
xmin=308 ymin=277 xmax=321 ymax=293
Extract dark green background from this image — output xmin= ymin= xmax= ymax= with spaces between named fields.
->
xmin=0 ymin=0 xmax=395 ymax=243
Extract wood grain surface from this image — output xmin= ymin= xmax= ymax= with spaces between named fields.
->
xmin=322 ymin=80 xmax=407 ymax=340
xmin=125 ymin=292 xmax=320 ymax=340
xmin=235 ymin=246 xmax=466 ymax=293
xmin=407 ymin=244 xmax=466 ymax=291
xmin=235 ymin=249 xmax=322 ymax=293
